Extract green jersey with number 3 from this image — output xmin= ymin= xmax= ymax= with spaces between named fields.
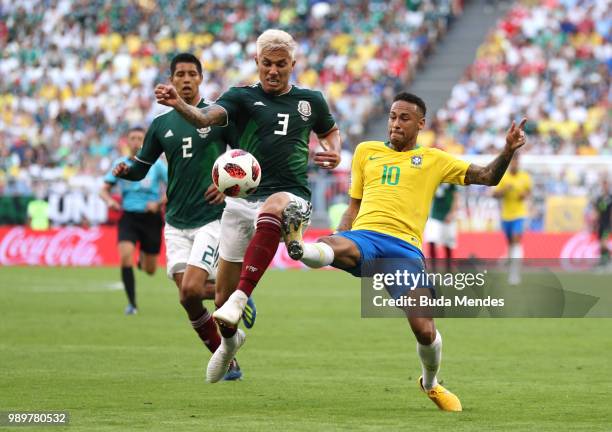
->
xmin=136 ymin=99 xmax=234 ymax=229
xmin=215 ymin=83 xmax=336 ymax=201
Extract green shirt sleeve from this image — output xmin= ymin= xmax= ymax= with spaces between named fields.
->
xmin=215 ymin=87 xmax=242 ymax=124
xmin=312 ymin=91 xmax=336 ymax=135
xmin=137 ymin=120 xmax=163 ymax=164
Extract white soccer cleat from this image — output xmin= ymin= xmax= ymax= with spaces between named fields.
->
xmin=213 ymin=290 xmax=248 ymax=327
xmin=206 ymin=329 xmax=246 ymax=383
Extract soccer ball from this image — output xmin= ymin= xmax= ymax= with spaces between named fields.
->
xmin=212 ymin=150 xmax=261 ymax=198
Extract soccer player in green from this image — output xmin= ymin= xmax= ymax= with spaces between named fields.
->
xmin=113 ymin=53 xmax=251 ymax=380
xmin=155 ymin=29 xmax=342 ymax=382
xmin=424 ymin=183 xmax=459 ymax=272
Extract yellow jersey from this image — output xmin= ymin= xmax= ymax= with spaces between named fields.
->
xmin=495 ymin=170 xmax=532 ymax=220
xmin=349 ymin=141 xmax=470 ymax=249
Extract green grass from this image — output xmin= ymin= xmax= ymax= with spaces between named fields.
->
xmin=1 ymin=267 xmax=611 ymax=431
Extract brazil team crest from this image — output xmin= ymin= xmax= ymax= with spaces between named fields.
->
xmin=411 ymin=155 xmax=422 ymax=168
xmin=297 ymin=100 xmax=311 ymax=121
xmin=197 ymin=127 xmax=211 ymax=138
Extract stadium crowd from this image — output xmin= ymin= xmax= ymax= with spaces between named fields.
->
xmin=424 ymin=0 xmax=610 ymax=156
xmin=0 ymin=0 xmax=461 ymax=197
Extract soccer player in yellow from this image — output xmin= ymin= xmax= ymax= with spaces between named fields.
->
xmin=282 ymin=92 xmax=527 ymax=412
xmin=493 ymin=155 xmax=532 ymax=284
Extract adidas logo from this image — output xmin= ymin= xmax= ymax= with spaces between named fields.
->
xmin=253 ymin=101 xmax=266 ymax=106
xmin=246 ymin=265 xmax=258 ymax=272
xmin=164 ymin=129 xmax=174 ymax=138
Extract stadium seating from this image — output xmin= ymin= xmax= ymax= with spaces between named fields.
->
xmin=430 ymin=0 xmax=610 ymax=156
xmin=0 ymin=0 xmax=460 ymax=195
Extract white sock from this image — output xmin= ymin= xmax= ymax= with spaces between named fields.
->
xmin=417 ymin=330 xmax=442 ymax=390
xmin=509 ymin=243 xmax=523 ymax=259
xmin=222 ymin=329 xmax=241 ymax=349
xmin=301 ymin=242 xmax=334 ymax=268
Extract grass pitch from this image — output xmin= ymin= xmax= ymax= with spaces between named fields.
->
xmin=1 ymin=267 xmax=611 ymax=431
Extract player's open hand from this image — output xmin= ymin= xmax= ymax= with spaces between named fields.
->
xmin=314 ymin=150 xmax=341 ymax=170
xmin=205 ymin=184 xmax=225 ymax=205
xmin=505 ymin=118 xmax=527 ymax=152
xmin=112 ymin=161 xmax=130 ymax=178
xmin=155 ymin=84 xmax=180 ymax=107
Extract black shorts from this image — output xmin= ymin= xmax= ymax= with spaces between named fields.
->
xmin=118 ymin=211 xmax=163 ymax=254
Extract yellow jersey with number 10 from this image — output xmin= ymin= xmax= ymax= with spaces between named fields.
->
xmin=349 ymin=141 xmax=470 ymax=250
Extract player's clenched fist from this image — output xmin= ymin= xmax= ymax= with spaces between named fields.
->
xmin=155 ymin=84 xmax=180 ymax=107
xmin=112 ymin=161 xmax=130 ymax=178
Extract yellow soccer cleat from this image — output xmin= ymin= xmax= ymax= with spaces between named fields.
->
xmin=418 ymin=377 xmax=462 ymax=412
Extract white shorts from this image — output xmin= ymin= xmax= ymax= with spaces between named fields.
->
xmin=219 ymin=193 xmax=311 ymax=262
xmin=164 ymin=220 xmax=221 ymax=280
xmin=424 ymin=218 xmax=457 ymax=248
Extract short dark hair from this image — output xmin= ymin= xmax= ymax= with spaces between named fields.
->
xmin=128 ymin=126 xmax=145 ymax=134
xmin=393 ymin=92 xmax=426 ymax=117
xmin=170 ymin=53 xmax=203 ymax=76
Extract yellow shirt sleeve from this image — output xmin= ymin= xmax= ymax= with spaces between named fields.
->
xmin=435 ymin=149 xmax=470 ymax=185
xmin=349 ymin=143 xmax=366 ymax=199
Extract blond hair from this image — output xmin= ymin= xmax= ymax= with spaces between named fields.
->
xmin=256 ymin=29 xmax=297 ymax=60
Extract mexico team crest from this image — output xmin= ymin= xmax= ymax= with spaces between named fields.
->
xmin=297 ymin=100 xmax=311 ymax=121
xmin=197 ymin=127 xmax=211 ymax=138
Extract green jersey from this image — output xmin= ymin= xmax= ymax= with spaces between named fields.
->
xmin=430 ymin=183 xmax=457 ymax=222
xmin=137 ymin=99 xmax=234 ymax=229
xmin=215 ymin=83 xmax=336 ymax=201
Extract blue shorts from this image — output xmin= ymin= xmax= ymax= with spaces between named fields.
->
xmin=501 ymin=218 xmax=525 ymax=241
xmin=335 ymin=230 xmax=428 ymax=299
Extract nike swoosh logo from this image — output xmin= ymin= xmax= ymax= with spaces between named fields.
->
xmin=369 ymin=156 xmax=383 ymax=160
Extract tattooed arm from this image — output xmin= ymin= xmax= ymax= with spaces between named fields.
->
xmin=465 ymin=118 xmax=527 ymax=186
xmin=154 ymin=84 xmax=227 ymax=128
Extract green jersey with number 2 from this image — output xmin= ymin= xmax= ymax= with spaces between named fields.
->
xmin=137 ymin=99 xmax=234 ymax=229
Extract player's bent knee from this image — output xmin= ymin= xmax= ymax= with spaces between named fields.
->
xmin=143 ymin=266 xmax=156 ymax=276
xmin=180 ymin=281 xmax=202 ymax=305
xmin=260 ymin=193 xmax=290 ymax=216
xmin=413 ymin=326 xmax=436 ymax=345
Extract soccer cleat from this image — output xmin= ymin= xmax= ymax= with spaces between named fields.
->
xmin=242 ymin=297 xmax=257 ymax=329
xmin=207 ymin=329 xmax=246 ymax=383
xmin=124 ymin=304 xmax=138 ymax=315
xmin=418 ymin=376 xmax=462 ymax=412
xmin=223 ymin=358 xmax=242 ymax=381
xmin=213 ymin=290 xmax=248 ymax=327
xmin=282 ymin=201 xmax=304 ymax=260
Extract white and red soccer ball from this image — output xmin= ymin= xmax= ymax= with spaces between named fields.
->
xmin=212 ymin=150 xmax=261 ymax=198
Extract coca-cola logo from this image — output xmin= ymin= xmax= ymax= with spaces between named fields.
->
xmin=0 ymin=227 xmax=103 ymax=266
xmin=560 ymin=231 xmax=612 ymax=270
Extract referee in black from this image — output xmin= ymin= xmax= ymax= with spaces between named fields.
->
xmin=100 ymin=127 xmax=168 ymax=314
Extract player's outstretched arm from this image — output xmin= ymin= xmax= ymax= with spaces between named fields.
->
xmin=154 ymin=84 xmax=227 ymax=128
xmin=336 ymin=198 xmax=361 ymax=232
xmin=113 ymin=159 xmax=151 ymax=181
xmin=465 ymin=118 xmax=527 ymax=186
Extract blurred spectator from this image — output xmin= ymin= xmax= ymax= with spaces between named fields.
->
xmin=427 ymin=0 xmax=610 ymax=156
xmin=0 ymin=0 xmax=458 ymax=192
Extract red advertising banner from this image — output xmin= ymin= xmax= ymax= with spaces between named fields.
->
xmin=0 ymin=226 xmax=607 ymax=267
